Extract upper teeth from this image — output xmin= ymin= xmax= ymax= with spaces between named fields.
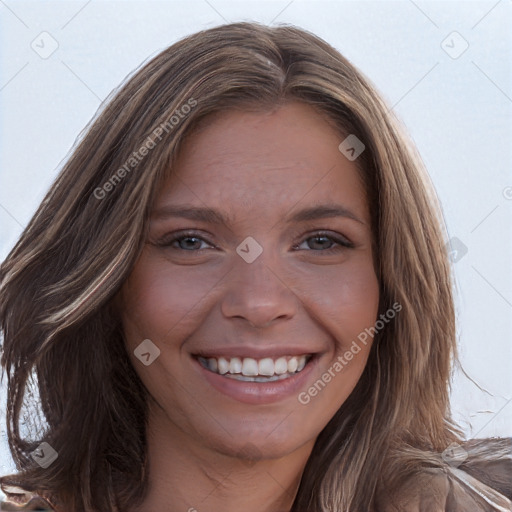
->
xmin=198 ymin=355 xmax=308 ymax=377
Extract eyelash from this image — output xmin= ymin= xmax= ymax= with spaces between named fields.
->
xmin=155 ymin=230 xmax=354 ymax=254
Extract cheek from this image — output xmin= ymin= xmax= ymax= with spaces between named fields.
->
xmin=119 ymin=250 xmax=224 ymax=344
xmin=293 ymin=260 xmax=378 ymax=424
xmin=289 ymin=255 xmax=380 ymax=348
xmin=121 ymin=248 xmax=379 ymax=355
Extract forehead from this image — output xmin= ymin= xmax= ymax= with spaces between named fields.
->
xmin=155 ymin=102 xmax=369 ymax=226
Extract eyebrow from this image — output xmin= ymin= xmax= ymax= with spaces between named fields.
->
xmin=151 ymin=203 xmax=365 ymax=226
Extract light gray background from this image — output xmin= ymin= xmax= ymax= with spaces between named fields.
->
xmin=1 ymin=0 xmax=511 ymax=485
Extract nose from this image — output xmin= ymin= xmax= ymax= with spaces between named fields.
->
xmin=220 ymin=254 xmax=297 ymax=329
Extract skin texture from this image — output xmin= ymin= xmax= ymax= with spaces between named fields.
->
xmin=118 ymin=101 xmax=380 ymax=512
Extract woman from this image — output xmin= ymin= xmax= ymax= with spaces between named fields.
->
xmin=0 ymin=22 xmax=510 ymax=512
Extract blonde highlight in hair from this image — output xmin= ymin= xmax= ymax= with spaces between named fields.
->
xmin=1 ymin=22 xmax=462 ymax=511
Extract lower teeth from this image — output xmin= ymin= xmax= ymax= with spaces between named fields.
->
xmin=224 ymin=373 xmax=294 ymax=382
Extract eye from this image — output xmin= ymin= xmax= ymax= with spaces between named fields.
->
xmin=153 ymin=230 xmax=354 ymax=254
xmin=294 ymin=232 xmax=354 ymax=252
xmin=154 ymin=231 xmax=214 ymax=251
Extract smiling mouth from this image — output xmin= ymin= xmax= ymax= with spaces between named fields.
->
xmin=195 ymin=354 xmax=314 ymax=382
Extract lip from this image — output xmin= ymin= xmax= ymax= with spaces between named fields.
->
xmin=192 ymin=346 xmax=322 ymax=359
xmin=192 ymin=353 xmax=319 ymax=405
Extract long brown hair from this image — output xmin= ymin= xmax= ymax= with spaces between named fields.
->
xmin=1 ymin=22 xmax=462 ymax=511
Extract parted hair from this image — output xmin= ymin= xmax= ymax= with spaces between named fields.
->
xmin=0 ymin=22 xmax=462 ymax=511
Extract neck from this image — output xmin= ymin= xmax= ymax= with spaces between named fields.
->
xmin=131 ymin=404 xmax=315 ymax=512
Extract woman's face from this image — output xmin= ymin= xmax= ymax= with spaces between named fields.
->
xmin=119 ymin=101 xmax=379 ymax=461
